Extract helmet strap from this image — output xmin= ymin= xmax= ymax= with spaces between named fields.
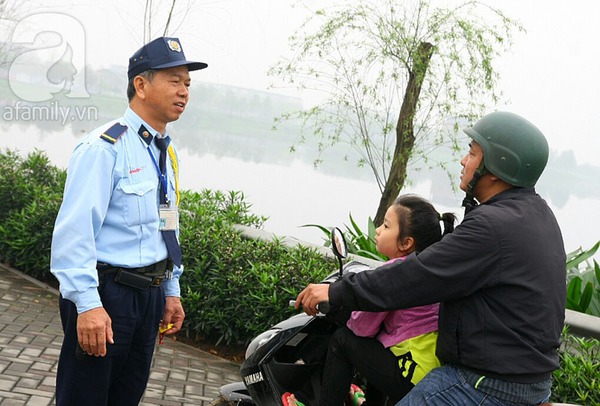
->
xmin=462 ymin=161 xmax=488 ymax=215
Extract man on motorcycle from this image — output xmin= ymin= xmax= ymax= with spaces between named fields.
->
xmin=296 ymin=112 xmax=566 ymax=406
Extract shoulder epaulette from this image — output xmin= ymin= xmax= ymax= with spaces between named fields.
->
xmin=100 ymin=123 xmax=128 ymax=144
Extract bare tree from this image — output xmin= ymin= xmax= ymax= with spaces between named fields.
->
xmin=0 ymin=0 xmax=37 ymax=67
xmin=141 ymin=0 xmax=193 ymax=43
xmin=269 ymin=0 xmax=523 ymax=225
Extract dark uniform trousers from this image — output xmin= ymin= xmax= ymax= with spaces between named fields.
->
xmin=56 ymin=274 xmax=166 ymax=406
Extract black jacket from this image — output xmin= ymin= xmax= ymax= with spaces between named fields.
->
xmin=329 ymin=188 xmax=566 ymax=383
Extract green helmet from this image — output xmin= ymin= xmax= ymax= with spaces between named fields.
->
xmin=463 ymin=111 xmax=549 ymax=187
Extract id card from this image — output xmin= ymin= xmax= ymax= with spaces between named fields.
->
xmin=159 ymin=204 xmax=179 ymax=231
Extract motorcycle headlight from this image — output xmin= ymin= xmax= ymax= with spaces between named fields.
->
xmin=245 ymin=329 xmax=280 ymax=359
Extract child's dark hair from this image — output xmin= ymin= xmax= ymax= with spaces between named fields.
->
xmin=393 ymin=194 xmax=457 ymax=252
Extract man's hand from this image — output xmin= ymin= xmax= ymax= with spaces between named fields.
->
xmin=160 ymin=296 xmax=185 ymax=337
xmin=77 ymin=307 xmax=113 ymax=357
xmin=295 ymin=283 xmax=330 ymax=316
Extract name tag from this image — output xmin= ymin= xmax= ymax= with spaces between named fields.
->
xmin=159 ymin=204 xmax=178 ymax=231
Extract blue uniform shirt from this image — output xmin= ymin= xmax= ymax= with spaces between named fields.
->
xmin=51 ymin=107 xmax=183 ymax=313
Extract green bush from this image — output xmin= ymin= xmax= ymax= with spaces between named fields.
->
xmin=0 ymin=149 xmax=66 ymax=221
xmin=0 ymin=190 xmax=64 ymax=280
xmin=551 ymin=328 xmax=600 ymax=405
xmin=0 ymin=149 xmax=66 ymax=279
xmin=566 ymin=241 xmax=600 ymax=317
xmin=178 ymin=189 xmax=334 ymax=346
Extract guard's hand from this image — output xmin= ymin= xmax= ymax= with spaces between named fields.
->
xmin=77 ymin=307 xmax=113 ymax=357
xmin=295 ymin=284 xmax=330 ymax=316
xmin=161 ymin=296 xmax=185 ymax=337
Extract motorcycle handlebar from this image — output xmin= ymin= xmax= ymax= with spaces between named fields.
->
xmin=316 ymin=301 xmax=330 ymax=314
xmin=288 ymin=300 xmax=331 ymax=314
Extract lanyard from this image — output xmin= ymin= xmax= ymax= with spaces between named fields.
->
xmin=147 ymin=146 xmax=169 ymax=204
xmin=136 ymin=124 xmax=180 ymax=205
xmin=167 ymin=145 xmax=181 ymax=206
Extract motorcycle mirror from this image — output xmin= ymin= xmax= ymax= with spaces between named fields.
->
xmin=331 ymin=227 xmax=348 ymax=259
xmin=331 ymin=227 xmax=348 ymax=277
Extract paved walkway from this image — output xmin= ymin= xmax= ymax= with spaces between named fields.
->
xmin=0 ymin=263 xmax=242 ymax=406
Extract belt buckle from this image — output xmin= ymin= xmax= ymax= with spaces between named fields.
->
xmin=151 ymin=277 xmax=163 ymax=287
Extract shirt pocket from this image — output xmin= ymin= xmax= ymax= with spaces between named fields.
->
xmin=116 ymin=179 xmax=159 ymax=226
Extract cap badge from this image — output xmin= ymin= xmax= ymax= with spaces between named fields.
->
xmin=167 ymin=40 xmax=182 ymax=52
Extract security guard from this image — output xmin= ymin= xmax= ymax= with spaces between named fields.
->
xmin=51 ymin=37 xmax=207 ymax=406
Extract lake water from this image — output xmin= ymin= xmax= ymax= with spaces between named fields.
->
xmin=2 ymin=122 xmax=599 ymax=255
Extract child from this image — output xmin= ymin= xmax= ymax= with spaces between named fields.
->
xmin=319 ymin=194 xmax=456 ymax=406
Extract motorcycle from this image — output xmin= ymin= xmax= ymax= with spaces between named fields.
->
xmin=210 ymin=227 xmax=370 ymax=406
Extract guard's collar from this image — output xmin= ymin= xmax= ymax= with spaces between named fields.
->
xmin=137 ymin=125 xmax=154 ymax=146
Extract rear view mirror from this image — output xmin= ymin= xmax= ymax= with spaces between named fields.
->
xmin=331 ymin=227 xmax=348 ymax=277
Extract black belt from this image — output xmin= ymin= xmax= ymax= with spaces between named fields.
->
xmin=97 ymin=258 xmax=172 ymax=275
xmin=97 ymin=259 xmax=172 ymax=290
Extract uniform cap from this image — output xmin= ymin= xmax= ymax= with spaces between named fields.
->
xmin=127 ymin=37 xmax=207 ymax=80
